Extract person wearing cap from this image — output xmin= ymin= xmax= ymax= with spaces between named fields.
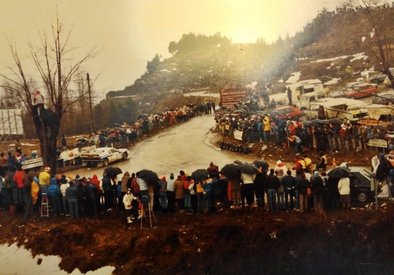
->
xmin=39 ymin=166 xmax=51 ymax=193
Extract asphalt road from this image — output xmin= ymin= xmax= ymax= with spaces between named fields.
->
xmin=68 ymin=114 xmax=254 ymax=179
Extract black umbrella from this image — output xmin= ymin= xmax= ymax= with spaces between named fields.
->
xmin=233 ymin=160 xmax=243 ymax=165
xmin=221 ymin=163 xmax=241 ymax=180
xmin=137 ymin=169 xmax=159 ymax=185
xmin=328 ymin=167 xmax=351 ymax=179
xmin=253 ymin=160 xmax=269 ymax=170
xmin=238 ymin=163 xmax=258 ymax=175
xmin=329 ymin=118 xmax=342 ymax=124
xmin=104 ymin=166 xmax=122 ymax=177
xmin=191 ymin=169 xmax=209 ymax=182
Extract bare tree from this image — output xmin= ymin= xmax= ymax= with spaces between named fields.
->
xmin=344 ymin=0 xmax=393 ymax=88
xmin=0 ymin=16 xmax=95 ymax=173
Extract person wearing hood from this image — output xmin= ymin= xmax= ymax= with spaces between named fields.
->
xmin=46 ymin=177 xmax=61 ymax=216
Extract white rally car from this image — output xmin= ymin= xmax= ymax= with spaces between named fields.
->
xmin=80 ymin=147 xmax=129 ymax=167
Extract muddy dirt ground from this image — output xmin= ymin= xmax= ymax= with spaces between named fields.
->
xmin=1 ymin=203 xmax=394 ymax=274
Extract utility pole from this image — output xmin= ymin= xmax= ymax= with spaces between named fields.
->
xmin=87 ymin=73 xmax=93 ymax=133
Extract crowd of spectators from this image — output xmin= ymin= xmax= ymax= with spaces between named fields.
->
xmin=215 ymin=107 xmax=394 ymax=155
xmin=3 ymin=152 xmax=392 ymax=225
xmin=63 ymin=102 xmax=215 ymax=150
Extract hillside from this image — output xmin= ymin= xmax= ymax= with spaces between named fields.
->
xmin=107 ymin=5 xmax=394 ymax=100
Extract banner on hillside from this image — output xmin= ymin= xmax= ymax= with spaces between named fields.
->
xmin=220 ymin=89 xmax=247 ymax=109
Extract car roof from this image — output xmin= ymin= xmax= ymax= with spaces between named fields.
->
xmin=355 ymin=83 xmax=374 ymax=88
xmin=275 ymin=105 xmax=296 ymax=110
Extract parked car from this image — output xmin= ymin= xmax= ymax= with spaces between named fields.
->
xmin=372 ymin=92 xmax=394 ymax=105
xmin=81 ymin=147 xmax=129 ymax=167
xmin=327 ymin=164 xmax=374 ymax=204
xmin=270 ymin=105 xmax=303 ymax=120
xmin=343 ymin=83 xmax=378 ymax=99
xmin=369 ymin=73 xmax=387 ymax=84
xmin=329 ymin=89 xmax=346 ymax=98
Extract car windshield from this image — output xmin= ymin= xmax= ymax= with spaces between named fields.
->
xmin=358 ymin=168 xmax=372 ymax=181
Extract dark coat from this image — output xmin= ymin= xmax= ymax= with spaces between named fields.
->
xmin=311 ymin=176 xmax=324 ymax=195
xmin=295 ymin=176 xmax=308 ymax=195
xmin=265 ymin=174 xmax=280 ymax=190
xmin=253 ymin=172 xmax=266 ymax=194
xmin=282 ymin=175 xmax=295 ymax=192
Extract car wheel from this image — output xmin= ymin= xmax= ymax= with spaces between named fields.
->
xmin=103 ymin=158 xmax=109 ymax=167
xmin=122 ymin=152 xmax=128 ymax=160
xmin=357 ymin=191 xmax=368 ymax=203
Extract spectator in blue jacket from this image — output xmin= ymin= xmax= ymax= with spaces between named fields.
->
xmin=66 ymin=181 xmax=79 ymax=218
xmin=47 ymin=177 xmax=61 ymax=216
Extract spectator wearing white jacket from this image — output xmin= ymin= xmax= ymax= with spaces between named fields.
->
xmin=338 ymin=176 xmax=350 ymax=209
xmin=123 ymin=189 xmax=138 ymax=223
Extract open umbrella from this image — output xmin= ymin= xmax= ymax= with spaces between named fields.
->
xmin=221 ymin=163 xmax=241 ymax=180
xmin=329 ymin=118 xmax=342 ymax=124
xmin=104 ymin=166 xmax=122 ymax=177
xmin=253 ymin=160 xmax=269 ymax=170
xmin=137 ymin=169 xmax=159 ymax=185
xmin=191 ymin=169 xmax=209 ymax=182
xmin=238 ymin=163 xmax=258 ymax=175
xmin=327 ymin=166 xmax=351 ymax=179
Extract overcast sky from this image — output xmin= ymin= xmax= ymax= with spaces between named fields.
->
xmin=0 ymin=0 xmax=345 ymax=99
